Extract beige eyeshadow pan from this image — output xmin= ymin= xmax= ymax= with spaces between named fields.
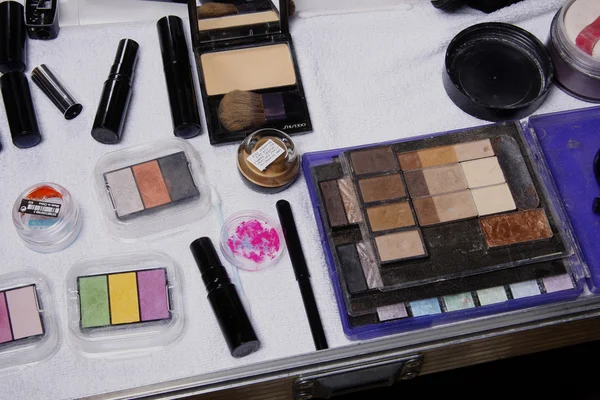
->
xmin=412 ymin=190 xmax=477 ymax=226
xmin=398 ymin=139 xmax=494 ymax=171
xmin=460 ymin=156 xmax=505 ymax=188
xmin=470 ymin=183 xmax=516 ymax=216
xmin=198 ymin=11 xmax=279 ymax=31
xmin=375 ymin=230 xmax=426 ymax=262
xmin=404 ymin=164 xmax=467 ymax=198
xmin=200 ymin=44 xmax=297 ymax=96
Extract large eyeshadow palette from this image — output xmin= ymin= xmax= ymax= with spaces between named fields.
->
xmin=77 ymin=269 xmax=171 ymax=329
xmin=308 ymin=122 xmax=572 ymax=316
xmin=103 ymin=152 xmax=200 ymax=220
xmin=0 ymin=285 xmax=44 ymax=344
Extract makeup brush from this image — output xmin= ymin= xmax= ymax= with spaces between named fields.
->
xmin=197 ymin=3 xmax=238 ymax=19
xmin=197 ymin=1 xmax=296 ymax=19
xmin=218 ymin=90 xmax=298 ymax=132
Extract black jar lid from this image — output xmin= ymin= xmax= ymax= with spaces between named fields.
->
xmin=443 ymin=22 xmax=554 ymax=122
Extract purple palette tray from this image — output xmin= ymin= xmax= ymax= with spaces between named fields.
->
xmin=302 ymin=116 xmax=591 ymax=340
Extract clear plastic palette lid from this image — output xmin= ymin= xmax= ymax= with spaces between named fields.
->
xmin=66 ymin=252 xmax=185 ymax=358
xmin=0 ymin=269 xmax=59 ymax=373
xmin=93 ymin=138 xmax=211 ymax=241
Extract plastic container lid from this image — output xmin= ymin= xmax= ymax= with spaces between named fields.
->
xmin=12 ymin=182 xmax=82 ymax=253
xmin=66 ymin=252 xmax=185 ymax=358
xmin=93 ymin=138 xmax=211 ymax=241
xmin=0 ymin=269 xmax=59 ymax=372
xmin=220 ymin=210 xmax=285 ymax=271
xmin=443 ymin=23 xmax=553 ymax=122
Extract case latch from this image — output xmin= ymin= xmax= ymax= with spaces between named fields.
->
xmin=293 ymin=354 xmax=422 ymax=399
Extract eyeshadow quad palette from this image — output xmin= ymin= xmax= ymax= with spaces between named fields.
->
xmin=67 ymin=252 xmax=185 ymax=357
xmin=94 ymin=138 xmax=211 ymax=240
xmin=304 ymin=120 xmax=585 ymax=339
xmin=0 ymin=270 xmax=58 ymax=371
xmin=187 ymin=0 xmax=312 ymax=145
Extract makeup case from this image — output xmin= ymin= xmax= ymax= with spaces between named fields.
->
xmin=187 ymin=0 xmax=312 ymax=145
xmin=303 ymin=106 xmax=600 ymax=340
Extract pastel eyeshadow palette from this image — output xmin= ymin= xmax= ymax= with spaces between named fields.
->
xmin=0 ymin=285 xmax=44 ymax=345
xmin=103 ymin=152 xmax=200 ymax=220
xmin=77 ymin=268 xmax=171 ymax=329
xmin=308 ymin=122 xmax=569 ymax=315
xmin=346 ymin=271 xmax=577 ymax=340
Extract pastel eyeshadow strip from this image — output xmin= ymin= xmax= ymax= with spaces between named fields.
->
xmin=103 ymin=152 xmax=198 ymax=218
xmin=0 ymin=285 xmax=44 ymax=344
xmin=355 ymin=275 xmax=575 ymax=326
xmin=78 ymin=268 xmax=170 ymax=329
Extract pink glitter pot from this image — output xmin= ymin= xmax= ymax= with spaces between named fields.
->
xmin=220 ymin=211 xmax=285 ymax=271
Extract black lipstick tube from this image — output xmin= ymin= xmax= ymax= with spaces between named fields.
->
xmin=157 ymin=16 xmax=201 ymax=139
xmin=190 ymin=237 xmax=261 ymax=358
xmin=91 ymin=38 xmax=139 ymax=144
xmin=1 ymin=71 xmax=42 ymax=148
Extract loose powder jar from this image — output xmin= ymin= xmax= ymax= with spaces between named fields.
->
xmin=549 ymin=0 xmax=600 ymax=102
xmin=237 ymin=128 xmax=300 ymax=193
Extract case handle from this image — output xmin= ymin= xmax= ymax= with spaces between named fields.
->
xmin=293 ymin=354 xmax=422 ymax=400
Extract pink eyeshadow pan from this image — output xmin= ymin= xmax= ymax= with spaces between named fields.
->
xmin=137 ymin=269 xmax=170 ymax=322
xmin=5 ymin=286 xmax=43 ymax=340
xmin=0 ymin=293 xmax=12 ymax=344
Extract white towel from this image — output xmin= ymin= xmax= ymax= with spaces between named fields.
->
xmin=0 ymin=1 xmax=589 ymax=398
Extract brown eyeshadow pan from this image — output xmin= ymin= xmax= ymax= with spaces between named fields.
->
xmin=480 ymin=209 xmax=553 ymax=248
xmin=358 ymin=174 xmax=406 ymax=203
xmin=132 ymin=161 xmax=171 ymax=209
xmin=366 ymin=201 xmax=415 ymax=232
xmin=320 ymin=180 xmax=349 ymax=228
xmin=350 ymin=147 xmax=398 ymax=175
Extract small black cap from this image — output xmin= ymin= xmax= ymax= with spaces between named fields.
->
xmin=190 ymin=237 xmax=221 ymax=275
xmin=1 ymin=72 xmax=42 ymax=148
xmin=109 ymin=39 xmax=140 ymax=82
xmin=0 ymin=1 xmax=27 ymax=73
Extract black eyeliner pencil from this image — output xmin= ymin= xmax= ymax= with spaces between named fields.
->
xmin=276 ymin=200 xmax=328 ymax=351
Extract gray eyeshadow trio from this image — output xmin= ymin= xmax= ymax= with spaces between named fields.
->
xmin=104 ymin=151 xmax=200 ymax=220
xmin=312 ymin=123 xmax=567 ymax=314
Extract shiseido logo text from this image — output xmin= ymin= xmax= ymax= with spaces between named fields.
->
xmin=283 ymin=123 xmax=307 ymax=129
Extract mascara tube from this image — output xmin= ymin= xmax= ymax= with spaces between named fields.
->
xmin=157 ymin=16 xmax=201 ymax=139
xmin=190 ymin=237 xmax=260 ymax=358
xmin=91 ymin=38 xmax=139 ymax=144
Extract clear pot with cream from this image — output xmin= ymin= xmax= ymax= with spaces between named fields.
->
xmin=237 ymin=128 xmax=300 ymax=193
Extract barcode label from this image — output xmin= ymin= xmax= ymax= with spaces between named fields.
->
xmin=19 ymin=200 xmax=61 ymax=218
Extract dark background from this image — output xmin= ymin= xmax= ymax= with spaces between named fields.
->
xmin=332 ymin=340 xmax=600 ymax=398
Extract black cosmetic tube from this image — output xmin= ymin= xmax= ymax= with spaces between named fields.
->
xmin=91 ymin=39 xmax=139 ymax=144
xmin=0 ymin=1 xmax=27 ymax=73
xmin=157 ymin=16 xmax=201 ymax=139
xmin=190 ymin=237 xmax=261 ymax=358
xmin=0 ymin=72 xmax=42 ymax=148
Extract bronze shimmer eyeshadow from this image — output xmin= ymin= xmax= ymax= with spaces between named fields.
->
xmin=103 ymin=152 xmax=200 ymax=220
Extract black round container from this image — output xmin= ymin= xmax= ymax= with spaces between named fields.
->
xmin=443 ymin=23 xmax=553 ymax=122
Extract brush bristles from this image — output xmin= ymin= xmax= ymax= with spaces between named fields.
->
xmin=288 ymin=0 xmax=296 ymax=16
xmin=197 ymin=3 xmax=239 ymax=19
xmin=218 ymin=90 xmax=265 ymax=132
